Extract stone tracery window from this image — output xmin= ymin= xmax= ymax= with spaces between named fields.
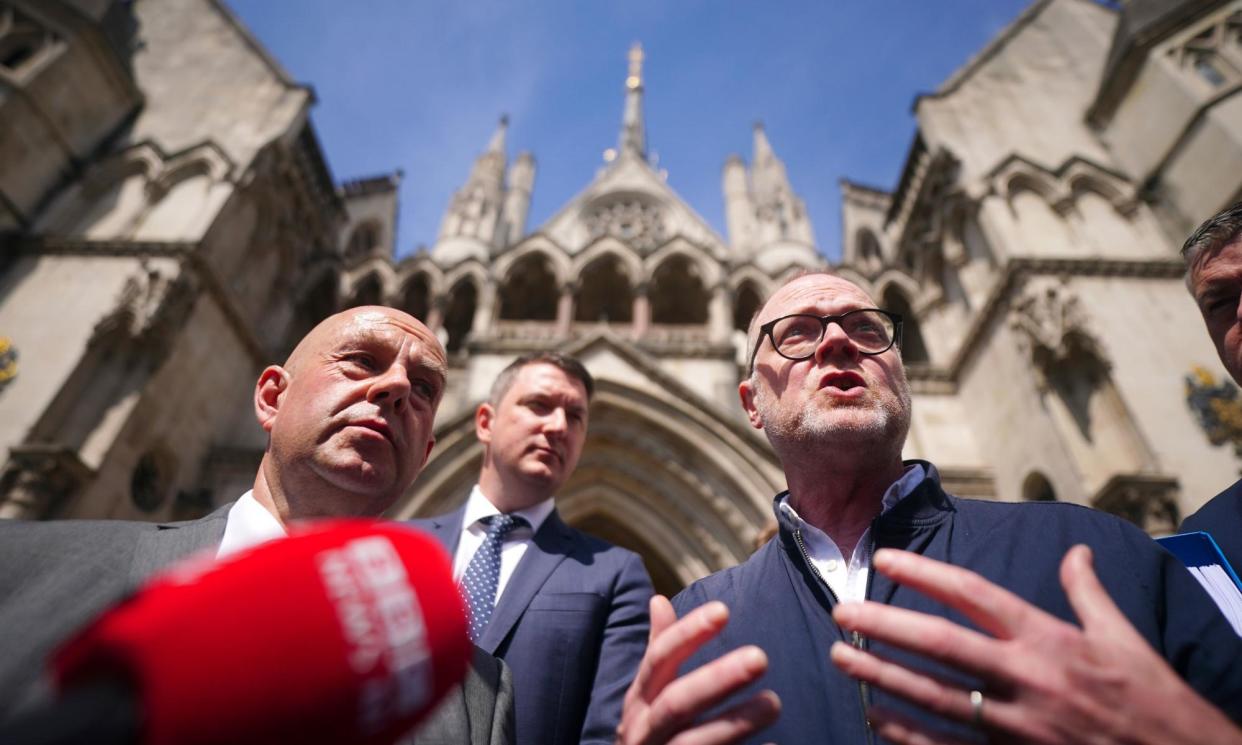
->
xmin=1022 ymin=471 xmax=1057 ymax=502
xmin=1166 ymin=10 xmax=1242 ymax=89
xmin=649 ymin=255 xmax=708 ymax=325
xmin=584 ymin=197 xmax=666 ymax=252
xmin=855 ymin=229 xmax=883 ymax=275
xmin=499 ymin=253 xmax=558 ymax=321
xmin=574 ymin=255 xmax=633 ymax=323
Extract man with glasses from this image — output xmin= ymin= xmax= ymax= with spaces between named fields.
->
xmin=613 ymin=272 xmax=1242 ymax=745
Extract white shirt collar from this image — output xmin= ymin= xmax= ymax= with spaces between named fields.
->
xmin=463 ymin=483 xmax=555 ymax=535
xmin=216 ymin=490 xmax=287 ymax=559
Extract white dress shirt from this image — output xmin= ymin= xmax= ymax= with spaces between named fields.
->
xmin=216 ymin=490 xmax=287 ymax=558
xmin=451 ymin=484 xmax=555 ymax=601
xmin=778 ymin=463 xmax=925 ymax=604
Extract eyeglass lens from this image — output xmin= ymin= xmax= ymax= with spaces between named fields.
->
xmin=770 ymin=311 xmax=895 ymax=357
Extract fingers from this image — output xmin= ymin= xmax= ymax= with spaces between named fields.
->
xmin=648 ymin=645 xmax=771 ymax=743
xmin=833 ymin=601 xmax=1007 ymax=681
xmin=866 ymin=705 xmax=976 ymax=745
xmin=873 ymin=549 xmax=1055 ymax=639
xmin=665 ymin=690 xmax=781 ymax=745
xmin=1059 ymin=545 xmax=1141 ymax=642
xmin=829 ymin=641 xmax=983 ymax=724
xmin=633 ymin=600 xmax=730 ymax=703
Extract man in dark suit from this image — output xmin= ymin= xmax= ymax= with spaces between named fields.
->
xmin=0 ymin=306 xmax=512 ymax=745
xmin=412 ymin=353 xmax=653 ymax=745
xmin=1180 ymin=200 xmax=1242 ymax=570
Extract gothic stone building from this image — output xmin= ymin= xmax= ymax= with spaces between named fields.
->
xmin=2 ymin=0 xmax=1240 ymax=595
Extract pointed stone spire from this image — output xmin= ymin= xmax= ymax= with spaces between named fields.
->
xmin=618 ymin=42 xmax=646 ymax=158
xmin=487 ymin=114 xmax=509 ymax=155
xmin=752 ymin=121 xmax=774 ymax=165
xmin=434 ymin=114 xmax=511 ymax=261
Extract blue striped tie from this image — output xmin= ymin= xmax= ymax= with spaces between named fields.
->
xmin=462 ymin=513 xmax=526 ymax=642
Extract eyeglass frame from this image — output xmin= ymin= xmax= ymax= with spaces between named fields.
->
xmin=746 ymin=308 xmax=904 ymax=376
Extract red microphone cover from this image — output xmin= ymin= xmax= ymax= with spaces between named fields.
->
xmin=52 ymin=521 xmax=470 ymax=745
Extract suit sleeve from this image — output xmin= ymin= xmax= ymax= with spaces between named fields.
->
xmin=578 ymin=550 xmax=654 ymax=744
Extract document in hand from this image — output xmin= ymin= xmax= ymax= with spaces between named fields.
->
xmin=1157 ymin=531 xmax=1242 ymax=637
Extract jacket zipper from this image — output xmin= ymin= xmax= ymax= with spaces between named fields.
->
xmin=792 ymin=529 xmax=874 ymax=743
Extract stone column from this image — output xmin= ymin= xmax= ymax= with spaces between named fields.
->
xmin=471 ymin=279 xmax=497 ymax=339
xmin=556 ymin=282 xmax=577 ymax=338
xmin=631 ymin=281 xmax=651 ymax=340
xmin=425 ymin=295 xmax=446 ymax=334
xmin=708 ymin=283 xmax=732 ymax=344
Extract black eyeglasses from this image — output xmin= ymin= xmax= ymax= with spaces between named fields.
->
xmin=747 ymin=309 xmax=903 ymax=374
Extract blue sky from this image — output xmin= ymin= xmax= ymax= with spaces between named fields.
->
xmin=228 ymin=0 xmax=1039 ymax=261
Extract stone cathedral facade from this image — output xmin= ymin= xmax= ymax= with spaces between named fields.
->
xmin=2 ymin=0 xmax=1241 ymax=595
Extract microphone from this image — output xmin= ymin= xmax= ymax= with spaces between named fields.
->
xmin=5 ymin=521 xmax=470 ymax=745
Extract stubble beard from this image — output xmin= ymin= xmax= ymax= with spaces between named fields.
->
xmin=753 ymin=370 xmax=913 ymax=460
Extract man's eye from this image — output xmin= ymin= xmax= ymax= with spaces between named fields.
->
xmin=345 ymin=354 xmax=377 ymax=370
xmin=1207 ymin=295 xmax=1238 ymax=315
xmin=412 ymin=380 xmax=437 ymax=400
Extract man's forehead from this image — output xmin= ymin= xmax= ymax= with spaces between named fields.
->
xmin=508 ymin=363 xmax=586 ymax=401
xmin=319 ymin=308 xmax=446 ymax=366
xmin=1192 ymin=239 xmax=1242 ymax=290
xmin=762 ymin=275 xmax=875 ymax=320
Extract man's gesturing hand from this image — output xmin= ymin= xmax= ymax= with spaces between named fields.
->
xmin=614 ymin=596 xmax=779 ymax=745
xmin=827 ymin=546 xmax=1242 ymax=745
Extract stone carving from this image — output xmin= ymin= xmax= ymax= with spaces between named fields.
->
xmin=1091 ymin=474 xmax=1180 ymax=535
xmin=1185 ymin=365 xmax=1242 ymax=461
xmin=1009 ymin=277 xmax=1106 ymax=390
xmin=0 ymin=446 xmax=92 ymax=520
xmin=91 ymin=259 xmax=199 ymax=362
xmin=0 ymin=336 xmax=17 ymax=392
xmin=584 ymin=199 xmax=666 ymax=252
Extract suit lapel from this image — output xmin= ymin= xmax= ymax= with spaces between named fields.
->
xmin=127 ymin=504 xmax=231 ymax=586
xmin=422 ymin=504 xmax=468 ymax=557
xmin=478 ymin=509 xmax=574 ymax=654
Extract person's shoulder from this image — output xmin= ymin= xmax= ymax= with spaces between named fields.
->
xmin=947 ymin=494 xmax=1158 ymax=550
xmin=671 ymin=540 xmax=781 ymax=615
xmin=1182 ymin=479 xmax=1242 ymax=530
xmin=0 ymin=515 xmax=157 ymax=541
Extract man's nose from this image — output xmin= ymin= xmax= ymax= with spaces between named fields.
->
xmin=814 ymin=320 xmax=860 ymax=365
xmin=368 ymin=363 xmax=410 ymax=410
xmin=543 ymin=407 xmax=568 ymax=436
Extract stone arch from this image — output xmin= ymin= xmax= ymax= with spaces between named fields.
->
xmin=1022 ymin=471 xmax=1057 ymax=502
xmin=644 ymin=239 xmax=722 ymax=289
xmin=830 ymin=266 xmax=874 ymax=297
xmin=396 ymin=256 xmax=445 ymax=299
xmin=575 ymin=254 xmax=634 ymax=324
xmin=346 ymin=271 xmax=384 ymax=308
xmin=649 ymin=254 xmax=709 ymax=325
xmin=39 ymin=146 xmax=163 ymax=236
xmin=492 ymin=238 xmax=571 ymax=289
xmin=1008 ymin=180 xmax=1075 ymax=256
xmin=881 ymin=285 xmax=929 ymax=364
xmin=392 ymin=378 xmax=784 ymax=595
xmin=570 ymin=236 xmax=643 ymax=286
xmin=498 ymin=251 xmax=559 ymax=321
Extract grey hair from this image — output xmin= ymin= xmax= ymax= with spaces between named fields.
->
xmin=1182 ymin=202 xmax=1242 ymax=291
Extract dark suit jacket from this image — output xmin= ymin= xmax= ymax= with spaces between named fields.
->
xmin=413 ymin=505 xmax=653 ymax=745
xmin=0 ymin=505 xmax=513 ymax=745
xmin=1181 ymin=477 xmax=1242 ymax=575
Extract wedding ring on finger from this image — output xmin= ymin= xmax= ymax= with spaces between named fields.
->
xmin=969 ymin=689 xmax=985 ymax=728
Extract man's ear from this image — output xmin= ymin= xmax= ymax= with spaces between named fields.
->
xmin=255 ymin=366 xmax=290 ymax=433
xmin=475 ymin=401 xmax=495 ymax=445
xmin=738 ymin=379 xmax=764 ymax=430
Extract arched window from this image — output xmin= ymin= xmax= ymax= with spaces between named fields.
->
xmin=650 ymin=255 xmax=708 ymax=325
xmin=733 ymin=281 xmax=763 ymax=333
xmin=1022 ymin=471 xmax=1057 ymax=502
xmin=347 ymin=273 xmax=383 ymax=307
xmin=443 ymin=278 xmax=478 ymax=353
xmin=882 ymin=287 xmax=929 ymax=364
xmin=286 ymin=271 xmax=339 ymax=352
xmin=345 ymin=221 xmax=382 ymax=260
xmin=499 ymin=253 xmax=558 ymax=320
xmin=575 ymin=256 xmax=633 ymax=323
xmin=401 ymin=274 xmax=431 ymax=321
